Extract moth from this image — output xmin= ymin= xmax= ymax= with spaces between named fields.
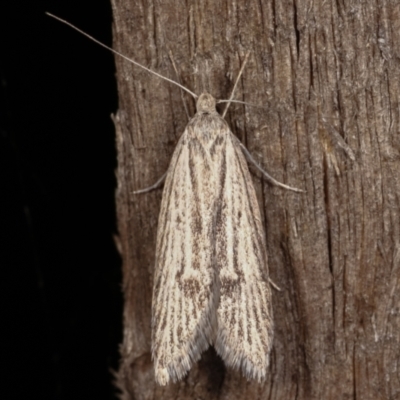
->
xmin=47 ymin=13 xmax=302 ymax=385
xmin=145 ymin=86 xmax=302 ymax=385
xmin=152 ymin=91 xmax=274 ymax=385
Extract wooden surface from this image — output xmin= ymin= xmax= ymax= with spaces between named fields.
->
xmin=111 ymin=0 xmax=400 ymax=398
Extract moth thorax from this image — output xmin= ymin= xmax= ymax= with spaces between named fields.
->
xmin=196 ymin=92 xmax=216 ymax=113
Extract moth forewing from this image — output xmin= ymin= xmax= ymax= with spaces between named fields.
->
xmin=152 ymin=94 xmax=223 ymax=384
xmin=214 ymin=132 xmax=273 ymax=381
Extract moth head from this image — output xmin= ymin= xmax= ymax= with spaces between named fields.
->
xmin=196 ymin=92 xmax=217 ymax=113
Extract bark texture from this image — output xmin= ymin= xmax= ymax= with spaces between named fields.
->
xmin=111 ymin=0 xmax=400 ymax=398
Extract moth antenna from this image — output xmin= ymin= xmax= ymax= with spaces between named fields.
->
xmin=221 ymin=51 xmax=250 ymax=118
xmin=46 ymin=12 xmax=198 ymax=99
xmin=168 ymin=51 xmax=191 ymax=121
xmin=217 ymin=99 xmax=267 ymax=108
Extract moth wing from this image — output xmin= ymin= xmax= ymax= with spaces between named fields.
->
xmin=214 ymin=133 xmax=273 ymax=381
xmin=152 ymin=128 xmax=217 ymax=385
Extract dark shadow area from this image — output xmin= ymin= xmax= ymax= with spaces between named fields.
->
xmin=1 ymin=1 xmax=121 ymax=399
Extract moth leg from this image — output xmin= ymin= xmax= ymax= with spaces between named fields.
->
xmin=133 ymin=171 xmax=167 ymax=194
xmin=239 ymin=142 xmax=305 ymax=193
xmin=268 ymin=278 xmax=281 ymax=291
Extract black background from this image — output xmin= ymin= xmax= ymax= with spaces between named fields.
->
xmin=2 ymin=1 xmax=122 ymax=399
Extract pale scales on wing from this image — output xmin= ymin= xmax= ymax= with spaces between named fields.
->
xmin=152 ymin=93 xmax=273 ymax=385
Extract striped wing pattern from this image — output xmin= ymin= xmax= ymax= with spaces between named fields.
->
xmin=214 ymin=133 xmax=273 ymax=381
xmin=152 ymin=96 xmax=272 ymax=385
